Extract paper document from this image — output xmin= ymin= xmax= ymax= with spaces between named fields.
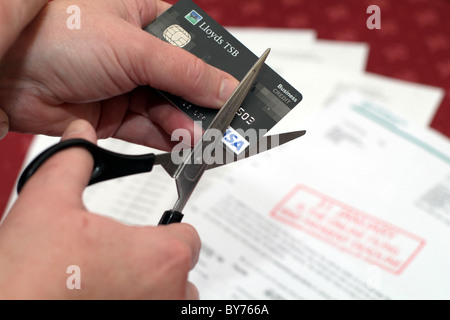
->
xmin=225 ymin=28 xmax=443 ymax=134
xmin=268 ymin=63 xmax=444 ymax=134
xmin=228 ymin=27 xmax=369 ymax=73
xmin=226 ymin=27 xmax=316 ymax=53
xmin=184 ymin=91 xmax=450 ymax=299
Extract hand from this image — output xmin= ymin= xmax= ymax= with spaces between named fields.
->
xmin=0 ymin=0 xmax=238 ymax=150
xmin=0 ymin=119 xmax=201 ymax=299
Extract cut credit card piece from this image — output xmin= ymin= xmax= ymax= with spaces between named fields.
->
xmin=145 ymin=0 xmax=303 ymax=154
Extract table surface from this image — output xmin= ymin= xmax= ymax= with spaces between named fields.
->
xmin=1 ymin=0 xmax=449 ymax=217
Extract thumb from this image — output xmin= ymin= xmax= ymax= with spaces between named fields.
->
xmin=20 ymin=120 xmax=98 ymax=207
xmin=133 ymin=31 xmax=238 ymax=109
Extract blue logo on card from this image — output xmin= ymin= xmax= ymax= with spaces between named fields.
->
xmin=223 ymin=128 xmax=249 ymax=155
xmin=185 ymin=10 xmax=203 ymax=25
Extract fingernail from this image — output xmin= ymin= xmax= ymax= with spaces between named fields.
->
xmin=218 ymin=78 xmax=238 ymax=106
xmin=62 ymin=120 xmax=89 ymax=140
xmin=0 ymin=121 xmax=9 ymax=140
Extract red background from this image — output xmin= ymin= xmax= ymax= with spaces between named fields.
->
xmin=1 ymin=0 xmax=449 ymax=217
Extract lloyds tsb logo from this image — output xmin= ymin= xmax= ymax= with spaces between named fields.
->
xmin=185 ymin=10 xmax=203 ymax=25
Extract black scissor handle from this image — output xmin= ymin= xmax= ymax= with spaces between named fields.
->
xmin=159 ymin=210 xmax=184 ymax=225
xmin=17 ymin=139 xmax=156 ymax=194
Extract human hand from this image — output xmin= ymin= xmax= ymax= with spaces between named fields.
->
xmin=0 ymin=119 xmax=201 ymax=299
xmin=0 ymin=0 xmax=238 ymax=150
xmin=0 ymin=0 xmax=48 ymax=59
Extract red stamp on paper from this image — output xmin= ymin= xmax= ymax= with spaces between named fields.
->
xmin=271 ymin=184 xmax=425 ymax=274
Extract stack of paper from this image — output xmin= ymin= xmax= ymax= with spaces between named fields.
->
xmin=4 ymin=28 xmax=449 ymax=300
xmin=227 ymin=27 xmax=444 ymax=131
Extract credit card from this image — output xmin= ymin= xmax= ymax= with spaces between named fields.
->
xmin=145 ymin=0 xmax=303 ymax=154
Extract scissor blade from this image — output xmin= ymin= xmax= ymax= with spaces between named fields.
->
xmin=157 ymin=49 xmax=272 ymax=179
xmin=170 ymin=49 xmax=271 ymax=213
xmin=205 ymin=48 xmax=270 ymax=135
xmin=205 ymin=130 xmax=306 ymax=170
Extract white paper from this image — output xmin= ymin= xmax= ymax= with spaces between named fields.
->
xmin=226 ymin=27 xmax=316 ymax=54
xmin=226 ymin=29 xmax=442 ymax=133
xmin=268 ymin=62 xmax=444 ymax=135
xmin=228 ymin=27 xmax=369 ymax=73
xmin=185 ymin=91 xmax=450 ymax=300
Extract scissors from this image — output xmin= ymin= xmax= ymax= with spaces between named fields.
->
xmin=17 ymin=49 xmax=306 ymax=225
